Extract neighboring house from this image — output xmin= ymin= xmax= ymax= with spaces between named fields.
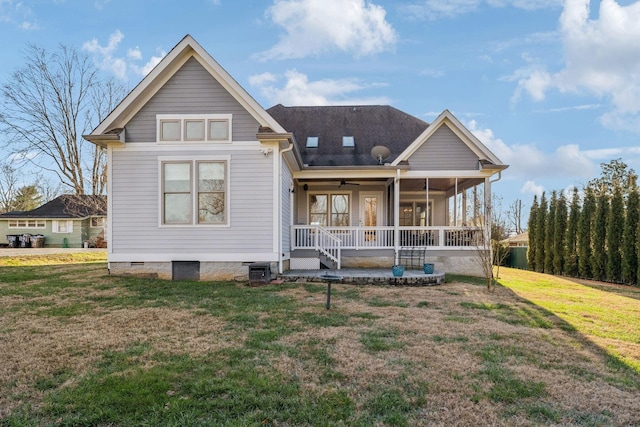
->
xmin=84 ymin=35 xmax=508 ymax=281
xmin=502 ymin=231 xmax=529 ymax=247
xmin=0 ymin=195 xmax=107 ymax=248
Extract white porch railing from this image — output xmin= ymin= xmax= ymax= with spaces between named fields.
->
xmin=292 ymin=225 xmax=484 ymax=251
xmin=306 ymin=225 xmax=342 ymax=269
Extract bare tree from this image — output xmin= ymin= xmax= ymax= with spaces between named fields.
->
xmin=507 ymin=199 xmax=525 ymax=234
xmin=472 ymin=196 xmax=510 ymax=291
xmin=0 ymin=43 xmax=125 ymax=195
xmin=0 ymin=163 xmax=20 ymax=213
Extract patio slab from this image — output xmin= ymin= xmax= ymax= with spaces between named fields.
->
xmin=280 ymin=268 xmax=445 ymax=286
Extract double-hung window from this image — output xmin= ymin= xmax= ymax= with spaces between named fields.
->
xmin=161 ymin=158 xmax=229 ymax=226
xmin=52 ymin=220 xmax=73 ymax=233
xmin=309 ymin=193 xmax=350 ymax=226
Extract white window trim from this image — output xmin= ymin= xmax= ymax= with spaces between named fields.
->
xmin=158 ymin=155 xmax=231 ymax=228
xmin=52 ymin=220 xmax=74 ymax=234
xmin=157 ymin=114 xmax=232 ymax=144
xmin=90 ymin=217 xmax=106 ymax=228
xmin=307 ymin=191 xmax=352 ymax=227
xmin=8 ymin=219 xmax=46 ymax=229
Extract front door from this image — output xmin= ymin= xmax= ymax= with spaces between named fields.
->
xmin=360 ymin=192 xmax=383 ymax=245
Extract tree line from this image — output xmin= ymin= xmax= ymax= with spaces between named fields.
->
xmin=527 ymin=159 xmax=639 ymax=286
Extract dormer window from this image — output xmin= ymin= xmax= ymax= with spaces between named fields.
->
xmin=342 ymin=136 xmax=354 ymax=147
xmin=306 ymin=136 xmax=318 ymax=148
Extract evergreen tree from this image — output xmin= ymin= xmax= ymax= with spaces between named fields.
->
xmin=592 ymin=190 xmax=608 ymax=281
xmin=554 ymin=191 xmax=568 ymax=275
xmin=578 ymin=188 xmax=595 ymax=279
xmin=622 ymin=179 xmax=639 ymax=285
xmin=12 ymin=185 xmax=42 ymax=212
xmin=607 ymin=184 xmax=624 ymax=282
xmin=534 ymin=192 xmax=547 ymax=272
xmin=565 ymin=187 xmax=580 ymax=276
xmin=527 ymin=195 xmax=538 ymax=271
xmin=544 ymin=191 xmax=557 ymax=274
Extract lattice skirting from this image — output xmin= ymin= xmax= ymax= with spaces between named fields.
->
xmin=290 ymin=257 xmax=320 ymax=270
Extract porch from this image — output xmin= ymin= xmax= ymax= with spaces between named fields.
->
xmin=287 ymin=176 xmax=490 ymax=275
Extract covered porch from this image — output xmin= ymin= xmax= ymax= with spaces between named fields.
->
xmin=288 ymin=175 xmax=491 ymax=272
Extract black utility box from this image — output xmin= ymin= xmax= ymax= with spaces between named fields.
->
xmin=248 ymin=263 xmax=271 ymax=285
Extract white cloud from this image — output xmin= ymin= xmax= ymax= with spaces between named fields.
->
xmin=249 ymin=69 xmax=391 ymax=106
xmin=127 ymin=47 xmax=142 ymax=60
xmin=0 ymin=1 xmax=37 ymax=30
xmin=401 ymin=0 xmax=561 ymax=20
xmin=521 ymin=180 xmax=545 ymax=197
xmin=257 ymin=0 xmax=396 ymax=60
xmin=467 ymin=119 xmax=598 ymax=181
xmin=515 ymin=0 xmax=640 ymax=132
xmin=94 ymin=0 xmax=111 ymax=10
xmin=82 ymin=31 xmax=166 ymax=80
xmin=249 ymin=72 xmax=277 ymax=87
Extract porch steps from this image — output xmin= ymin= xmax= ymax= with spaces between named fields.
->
xmin=319 ymin=253 xmax=338 ymax=270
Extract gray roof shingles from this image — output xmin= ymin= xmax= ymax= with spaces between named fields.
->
xmin=0 ymin=195 xmax=106 ymax=219
xmin=266 ymin=104 xmax=429 ymax=166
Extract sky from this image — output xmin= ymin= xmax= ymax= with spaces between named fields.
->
xmin=1 ymin=0 xmax=640 ymax=222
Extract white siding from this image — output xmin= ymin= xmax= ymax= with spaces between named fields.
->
xmin=125 ymin=57 xmax=261 ymax=143
xmin=408 ymin=124 xmax=479 ymax=170
xmin=111 ymin=146 xmax=275 ymax=254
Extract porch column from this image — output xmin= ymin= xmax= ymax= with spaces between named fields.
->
xmin=394 ymin=171 xmax=400 ymax=264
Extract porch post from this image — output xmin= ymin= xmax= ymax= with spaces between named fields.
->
xmin=425 ymin=178 xmax=429 ymax=226
xmin=394 ymin=170 xmax=400 ymax=264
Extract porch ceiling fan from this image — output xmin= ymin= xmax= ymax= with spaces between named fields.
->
xmin=338 ymin=179 xmax=360 ymax=188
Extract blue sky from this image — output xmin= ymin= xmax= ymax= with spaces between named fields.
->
xmin=2 ymin=0 xmax=640 ymax=219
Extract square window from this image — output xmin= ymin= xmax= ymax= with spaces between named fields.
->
xmin=160 ymin=120 xmax=181 ymax=141
xmin=185 ymin=120 xmax=205 ymax=140
xmin=91 ymin=217 xmax=105 ymax=227
xmin=209 ymin=120 xmax=229 ymax=141
xmin=342 ymin=136 xmax=354 ymax=147
xmin=306 ymin=136 xmax=318 ymax=148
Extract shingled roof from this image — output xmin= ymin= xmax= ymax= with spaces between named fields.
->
xmin=0 ymin=195 xmax=106 ymax=219
xmin=266 ymin=104 xmax=429 ymax=167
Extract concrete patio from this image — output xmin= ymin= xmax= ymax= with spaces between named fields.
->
xmin=279 ymin=268 xmax=445 ymax=286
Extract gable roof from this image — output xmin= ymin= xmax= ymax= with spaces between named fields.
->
xmin=392 ymin=110 xmax=504 ymax=168
xmin=0 ymin=195 xmax=106 ymax=219
xmin=267 ymin=104 xmax=428 ymax=167
xmin=84 ymin=34 xmax=286 ymax=146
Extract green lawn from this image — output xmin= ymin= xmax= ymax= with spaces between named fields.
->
xmin=0 ymin=259 xmax=638 ymax=426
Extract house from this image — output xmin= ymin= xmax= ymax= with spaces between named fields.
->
xmin=0 ymin=195 xmax=107 ymax=248
xmin=502 ymin=231 xmax=529 ymax=248
xmin=83 ymin=35 xmax=507 ymax=281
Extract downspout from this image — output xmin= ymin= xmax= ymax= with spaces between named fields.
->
xmin=278 ymin=141 xmax=295 ymax=275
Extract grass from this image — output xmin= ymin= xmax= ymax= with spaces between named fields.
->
xmin=0 ymin=260 xmax=639 ymax=426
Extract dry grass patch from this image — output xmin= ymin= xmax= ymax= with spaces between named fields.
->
xmin=1 ymin=262 xmax=640 ymax=425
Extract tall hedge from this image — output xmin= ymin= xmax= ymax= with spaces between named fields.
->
xmin=622 ymin=182 xmax=638 ymax=284
xmin=544 ymin=191 xmax=557 ymax=274
xmin=565 ymin=187 xmax=580 ymax=277
xmin=592 ymin=191 xmax=608 ymax=282
xmin=527 ymin=195 xmax=538 ymax=271
xmin=534 ymin=192 xmax=547 ymax=273
xmin=578 ymin=188 xmax=595 ymax=279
